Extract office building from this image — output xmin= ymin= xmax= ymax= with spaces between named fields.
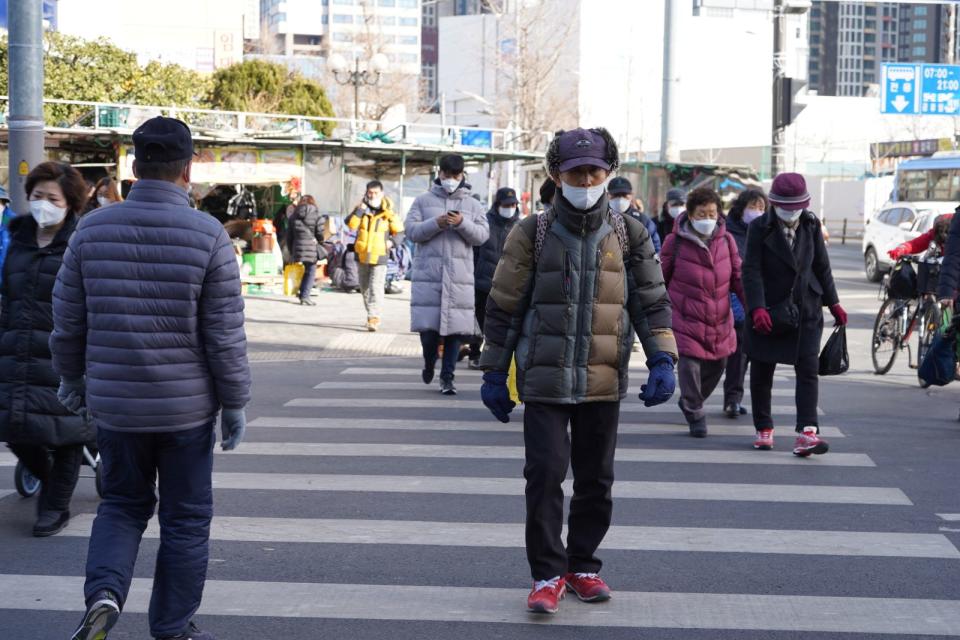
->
xmin=259 ymin=0 xmax=422 ymax=75
xmin=808 ymin=2 xmax=960 ymax=97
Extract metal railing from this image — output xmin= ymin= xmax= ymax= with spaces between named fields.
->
xmin=0 ymin=96 xmax=551 ymax=155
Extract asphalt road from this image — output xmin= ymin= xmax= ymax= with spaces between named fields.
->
xmin=3 ymin=244 xmax=960 ymax=639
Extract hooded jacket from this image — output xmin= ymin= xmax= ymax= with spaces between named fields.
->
xmin=0 ymin=214 xmax=93 ymax=446
xmin=661 ymin=213 xmax=744 ymax=360
xmin=346 ymin=196 xmax=404 ymax=266
xmin=480 ymin=193 xmax=677 ymax=404
xmin=405 ymin=180 xmax=490 ymax=335
xmin=288 ymin=203 xmax=325 ymax=263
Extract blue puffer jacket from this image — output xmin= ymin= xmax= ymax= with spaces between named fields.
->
xmin=50 ymin=180 xmax=251 ymax=433
xmin=625 ymin=207 xmax=661 ymax=253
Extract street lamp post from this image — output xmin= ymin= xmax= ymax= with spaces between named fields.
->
xmin=327 ymin=52 xmax=390 ymax=123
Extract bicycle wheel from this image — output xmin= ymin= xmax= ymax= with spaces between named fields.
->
xmin=917 ymin=301 xmax=943 ymax=387
xmin=872 ymin=297 xmax=903 ymax=374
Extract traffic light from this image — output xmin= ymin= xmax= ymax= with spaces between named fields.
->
xmin=776 ymin=77 xmax=807 ymax=129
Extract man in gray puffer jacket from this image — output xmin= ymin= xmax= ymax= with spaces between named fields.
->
xmin=405 ymin=154 xmax=489 ymax=395
xmin=54 ymin=117 xmax=250 ymax=640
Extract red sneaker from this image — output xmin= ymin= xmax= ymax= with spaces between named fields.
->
xmin=793 ymin=426 xmax=829 ymax=457
xmin=527 ymin=576 xmax=565 ymax=614
xmin=753 ymin=428 xmax=774 ymax=450
xmin=564 ymin=572 xmax=612 ymax=602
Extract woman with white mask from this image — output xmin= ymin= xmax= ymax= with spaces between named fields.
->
xmin=742 ymin=172 xmax=846 ymax=455
xmin=0 ymin=162 xmax=94 ymax=536
xmin=656 ymin=187 xmax=686 ymax=245
xmin=660 ymin=187 xmax=745 ymax=437
xmin=88 ymin=176 xmax=123 ymax=213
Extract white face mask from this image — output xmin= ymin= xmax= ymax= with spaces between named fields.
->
xmin=743 ymin=208 xmax=764 ymax=224
xmin=774 ymin=206 xmax=802 ymax=224
xmin=668 ymin=205 xmax=684 ymax=219
xmin=609 ymin=197 xmax=631 ymax=214
xmin=30 ymin=199 xmax=68 ymax=228
xmin=441 ymin=178 xmax=461 ymax=194
xmin=691 ymin=218 xmax=717 ymax=237
xmin=97 ymin=196 xmax=110 ymax=208
xmin=498 ymin=206 xmax=515 ymax=219
xmin=367 ymin=196 xmax=382 ymax=209
xmin=561 ymin=181 xmax=606 ymax=210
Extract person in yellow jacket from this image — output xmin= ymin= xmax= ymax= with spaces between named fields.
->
xmin=346 ymin=180 xmax=405 ymax=331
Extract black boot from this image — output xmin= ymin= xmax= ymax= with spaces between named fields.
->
xmin=688 ymin=418 xmax=707 ymax=438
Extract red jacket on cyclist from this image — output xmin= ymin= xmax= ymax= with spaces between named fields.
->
xmin=888 ymin=214 xmax=954 ymax=260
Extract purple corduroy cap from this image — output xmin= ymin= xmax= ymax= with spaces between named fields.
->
xmin=556 ymin=128 xmax=611 ymax=173
xmin=768 ymin=172 xmax=810 ymax=211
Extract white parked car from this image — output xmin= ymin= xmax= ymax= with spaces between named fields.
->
xmin=862 ymin=202 xmax=946 ymax=282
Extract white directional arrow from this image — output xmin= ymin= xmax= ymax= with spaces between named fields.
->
xmin=892 ymin=94 xmax=910 ymax=112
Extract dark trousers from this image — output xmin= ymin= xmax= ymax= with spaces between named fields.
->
xmin=420 ymin=330 xmax=461 ymax=382
xmin=678 ymin=356 xmax=727 ymax=424
xmin=723 ymin=324 xmax=749 ymax=407
xmin=84 ymin=423 xmax=215 ymax=638
xmin=469 ymin=290 xmax=489 ymax=359
xmin=299 ymin=261 xmax=317 ymax=300
xmin=8 ymin=442 xmax=83 ymax=513
xmin=750 ymin=355 xmax=819 ymax=433
xmin=523 ymin=401 xmax=619 ymax=580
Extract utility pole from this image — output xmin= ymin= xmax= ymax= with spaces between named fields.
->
xmin=771 ymin=0 xmax=786 ymax=178
xmin=660 ymin=0 xmax=682 ymax=162
xmin=7 ymin=0 xmax=45 ymax=215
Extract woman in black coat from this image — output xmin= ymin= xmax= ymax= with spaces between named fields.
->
xmin=722 ymin=189 xmax=767 ymax=419
xmin=0 ymin=162 xmax=93 ymax=536
xmin=287 ymin=195 xmax=325 ymax=305
xmin=743 ymin=173 xmax=846 ymax=457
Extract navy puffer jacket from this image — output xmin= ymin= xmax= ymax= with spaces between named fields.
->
xmin=50 ymin=180 xmax=251 ymax=433
xmin=0 ymin=214 xmax=93 ymax=446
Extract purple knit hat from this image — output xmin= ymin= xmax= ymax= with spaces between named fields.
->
xmin=768 ymin=173 xmax=810 ymax=211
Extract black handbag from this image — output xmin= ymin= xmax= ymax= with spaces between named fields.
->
xmin=767 ymin=289 xmax=800 ymax=335
xmin=818 ymin=326 xmax=849 ymax=376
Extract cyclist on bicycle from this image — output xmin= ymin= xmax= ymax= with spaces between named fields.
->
xmin=887 ymin=213 xmax=954 ymax=261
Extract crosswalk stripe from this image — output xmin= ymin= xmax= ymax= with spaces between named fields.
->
xmin=0 ymin=490 xmax=14 ymax=501
xmin=246 ymin=417 xmax=846 ymax=438
xmin=313 ymin=381 xmax=796 ymax=397
xmin=226 ymin=442 xmax=875 ymax=467
xmin=339 ymin=367 xmax=792 ymax=383
xmin=286 ymin=398 xmax=822 ymax=414
xmin=6 ymin=574 xmax=960 ymax=634
xmin=0 ymin=452 xmax=15 ymax=467
xmin=209 ymin=472 xmax=909 ymax=505
xmin=939 ymin=514 xmax=960 ymax=521
xmin=61 ymin=514 xmax=956 ymax=558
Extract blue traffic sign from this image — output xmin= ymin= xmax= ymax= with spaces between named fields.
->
xmin=882 ymin=63 xmax=960 ymax=116
xmin=919 ymin=64 xmax=960 ymax=115
xmin=881 ymin=64 xmax=919 ymax=115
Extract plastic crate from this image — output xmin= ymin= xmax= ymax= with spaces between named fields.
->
xmin=242 ymin=252 xmax=276 ymax=276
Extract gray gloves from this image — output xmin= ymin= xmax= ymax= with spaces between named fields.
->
xmin=57 ymin=377 xmax=87 ymax=416
xmin=220 ymin=408 xmax=246 ymax=451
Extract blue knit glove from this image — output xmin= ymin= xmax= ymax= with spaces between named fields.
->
xmin=730 ymin=293 xmax=745 ymax=325
xmin=57 ymin=377 xmax=86 ymax=416
xmin=639 ymin=352 xmax=676 ymax=407
xmin=220 ymin=408 xmax=247 ymax=451
xmin=481 ymin=371 xmax=515 ymax=423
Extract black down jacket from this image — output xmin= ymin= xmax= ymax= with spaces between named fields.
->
xmin=0 ymin=214 xmax=93 ymax=446
xmin=288 ymin=203 xmax=325 ymax=263
xmin=473 ymin=207 xmax=519 ymax=294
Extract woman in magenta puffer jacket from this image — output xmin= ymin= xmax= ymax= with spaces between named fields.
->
xmin=661 ymin=187 xmax=745 ymax=437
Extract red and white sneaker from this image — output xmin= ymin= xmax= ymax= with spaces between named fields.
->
xmin=793 ymin=426 xmax=829 ymax=457
xmin=564 ymin=572 xmax=612 ymax=602
xmin=753 ymin=428 xmax=774 ymax=450
xmin=527 ymin=576 xmax=565 ymax=614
